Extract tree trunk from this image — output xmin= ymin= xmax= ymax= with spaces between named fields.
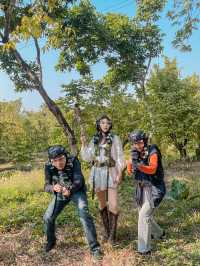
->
xmin=176 ymin=140 xmax=187 ymax=161
xmin=11 ymin=49 xmax=78 ymax=155
xmin=37 ymin=85 xmax=77 ymax=155
xmin=138 ymin=56 xmax=156 ymax=135
xmin=178 ymin=146 xmax=187 ymax=160
xmin=169 ymin=133 xmax=188 ymax=160
xmin=73 ymin=103 xmax=87 ymax=140
xmin=1 ymin=3 xmax=77 ymax=155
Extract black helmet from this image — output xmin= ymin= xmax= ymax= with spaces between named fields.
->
xmin=128 ymin=130 xmax=148 ymax=144
xmin=96 ymin=114 xmax=112 ymax=132
xmin=48 ymin=145 xmax=68 ymax=160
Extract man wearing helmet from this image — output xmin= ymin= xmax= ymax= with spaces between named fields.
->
xmin=127 ymin=130 xmax=166 ymax=255
xmin=80 ymin=115 xmax=125 ymax=245
xmin=43 ymin=145 xmax=102 ymax=259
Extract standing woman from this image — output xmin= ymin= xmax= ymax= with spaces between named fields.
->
xmin=80 ymin=115 xmax=125 ymax=244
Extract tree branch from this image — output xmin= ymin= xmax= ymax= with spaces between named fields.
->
xmin=11 ymin=48 xmax=40 ymax=85
xmin=3 ymin=0 xmax=16 ymax=43
xmin=141 ymin=56 xmax=152 ymax=98
xmin=74 ymin=103 xmax=87 ymax=138
xmin=10 ymin=48 xmax=77 ymax=153
xmin=33 ymin=37 xmax=43 ymax=83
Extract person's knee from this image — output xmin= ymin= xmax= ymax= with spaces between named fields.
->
xmin=108 ymin=199 xmax=118 ymax=213
xmin=108 ymin=189 xmax=118 ymax=213
xmin=99 ymin=202 xmax=106 ymax=210
xmin=108 ymin=203 xmax=118 ymax=214
xmin=139 ymin=211 xmax=151 ymax=224
xmin=78 ymin=202 xmax=90 ymax=219
xmin=43 ymin=212 xmax=55 ymax=224
xmin=139 ymin=208 xmax=152 ymax=223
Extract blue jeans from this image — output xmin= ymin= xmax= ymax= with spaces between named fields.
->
xmin=43 ymin=190 xmax=100 ymax=252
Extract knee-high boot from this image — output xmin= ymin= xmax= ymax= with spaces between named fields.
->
xmin=108 ymin=211 xmax=118 ymax=244
xmin=99 ymin=206 xmax=110 ymax=240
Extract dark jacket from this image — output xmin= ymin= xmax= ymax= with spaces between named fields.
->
xmin=44 ymin=156 xmax=86 ymax=194
xmin=135 ymin=145 xmax=166 ymax=207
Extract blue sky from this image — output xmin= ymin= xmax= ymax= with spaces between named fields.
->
xmin=0 ymin=0 xmax=200 ymax=111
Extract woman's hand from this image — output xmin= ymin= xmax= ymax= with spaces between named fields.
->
xmin=114 ymin=175 xmax=122 ymax=185
xmin=80 ymin=135 xmax=87 ymax=147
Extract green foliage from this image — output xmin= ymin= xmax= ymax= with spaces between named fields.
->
xmin=136 ymin=0 xmax=200 ymax=51
xmin=168 ymin=179 xmax=190 ymax=200
xmin=1 ymin=54 xmax=200 ymax=162
xmin=0 ymin=1 xmax=199 ymax=161
xmin=0 ymin=0 xmax=163 ymax=154
xmin=0 ymin=169 xmax=82 ymax=233
xmin=0 ymin=0 xmax=162 ymax=88
xmin=146 ymin=57 xmax=200 ymax=158
xmin=167 ymin=0 xmax=200 ymax=51
xmin=136 ymin=0 xmax=167 ymax=22
xmin=0 ymin=100 xmax=53 ymax=162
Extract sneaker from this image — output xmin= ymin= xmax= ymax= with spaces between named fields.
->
xmin=91 ymin=248 xmax=103 ymax=261
xmin=45 ymin=240 xmax=56 ymax=253
xmin=160 ymin=230 xmax=166 ymax=240
xmin=138 ymin=250 xmax=151 ymax=256
xmin=151 ymin=230 xmax=166 ymax=240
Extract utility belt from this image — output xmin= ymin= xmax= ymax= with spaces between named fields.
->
xmin=137 ymin=181 xmax=144 ymax=187
xmin=91 ymin=158 xmax=115 ymax=200
xmin=92 ymin=158 xmax=116 ymax=168
xmin=137 ymin=180 xmax=152 ymax=187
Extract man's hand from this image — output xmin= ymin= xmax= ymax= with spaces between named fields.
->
xmin=62 ymin=187 xmax=71 ymax=197
xmin=53 ymin=184 xmax=62 ymax=193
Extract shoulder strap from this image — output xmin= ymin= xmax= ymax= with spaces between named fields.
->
xmin=66 ymin=155 xmax=76 ymax=168
xmin=149 ymin=144 xmax=162 ymax=158
xmin=148 ymin=144 xmax=164 ymax=180
xmin=46 ymin=161 xmax=55 ymax=171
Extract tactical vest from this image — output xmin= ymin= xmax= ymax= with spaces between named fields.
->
xmin=135 ymin=145 xmax=166 ymax=194
xmin=48 ymin=156 xmax=74 ymax=182
xmin=134 ymin=145 xmax=166 ymax=207
xmin=93 ymin=133 xmax=116 ymax=167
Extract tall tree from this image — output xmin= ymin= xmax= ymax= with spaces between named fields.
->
xmin=146 ymin=57 xmax=200 ymax=159
xmin=0 ymin=0 xmax=162 ymax=154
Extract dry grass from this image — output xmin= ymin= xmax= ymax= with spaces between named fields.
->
xmin=1 ymin=162 xmax=200 ymax=265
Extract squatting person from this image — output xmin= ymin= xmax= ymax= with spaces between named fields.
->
xmin=43 ymin=145 xmax=102 ymax=259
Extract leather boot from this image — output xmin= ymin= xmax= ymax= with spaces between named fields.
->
xmin=99 ymin=206 xmax=110 ymax=240
xmin=108 ymin=211 xmax=118 ymax=245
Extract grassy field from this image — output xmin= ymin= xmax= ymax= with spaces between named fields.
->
xmin=0 ymin=162 xmax=200 ymax=266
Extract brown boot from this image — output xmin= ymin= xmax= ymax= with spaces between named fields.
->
xmin=99 ymin=206 xmax=110 ymax=240
xmin=108 ymin=211 xmax=118 ymax=245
